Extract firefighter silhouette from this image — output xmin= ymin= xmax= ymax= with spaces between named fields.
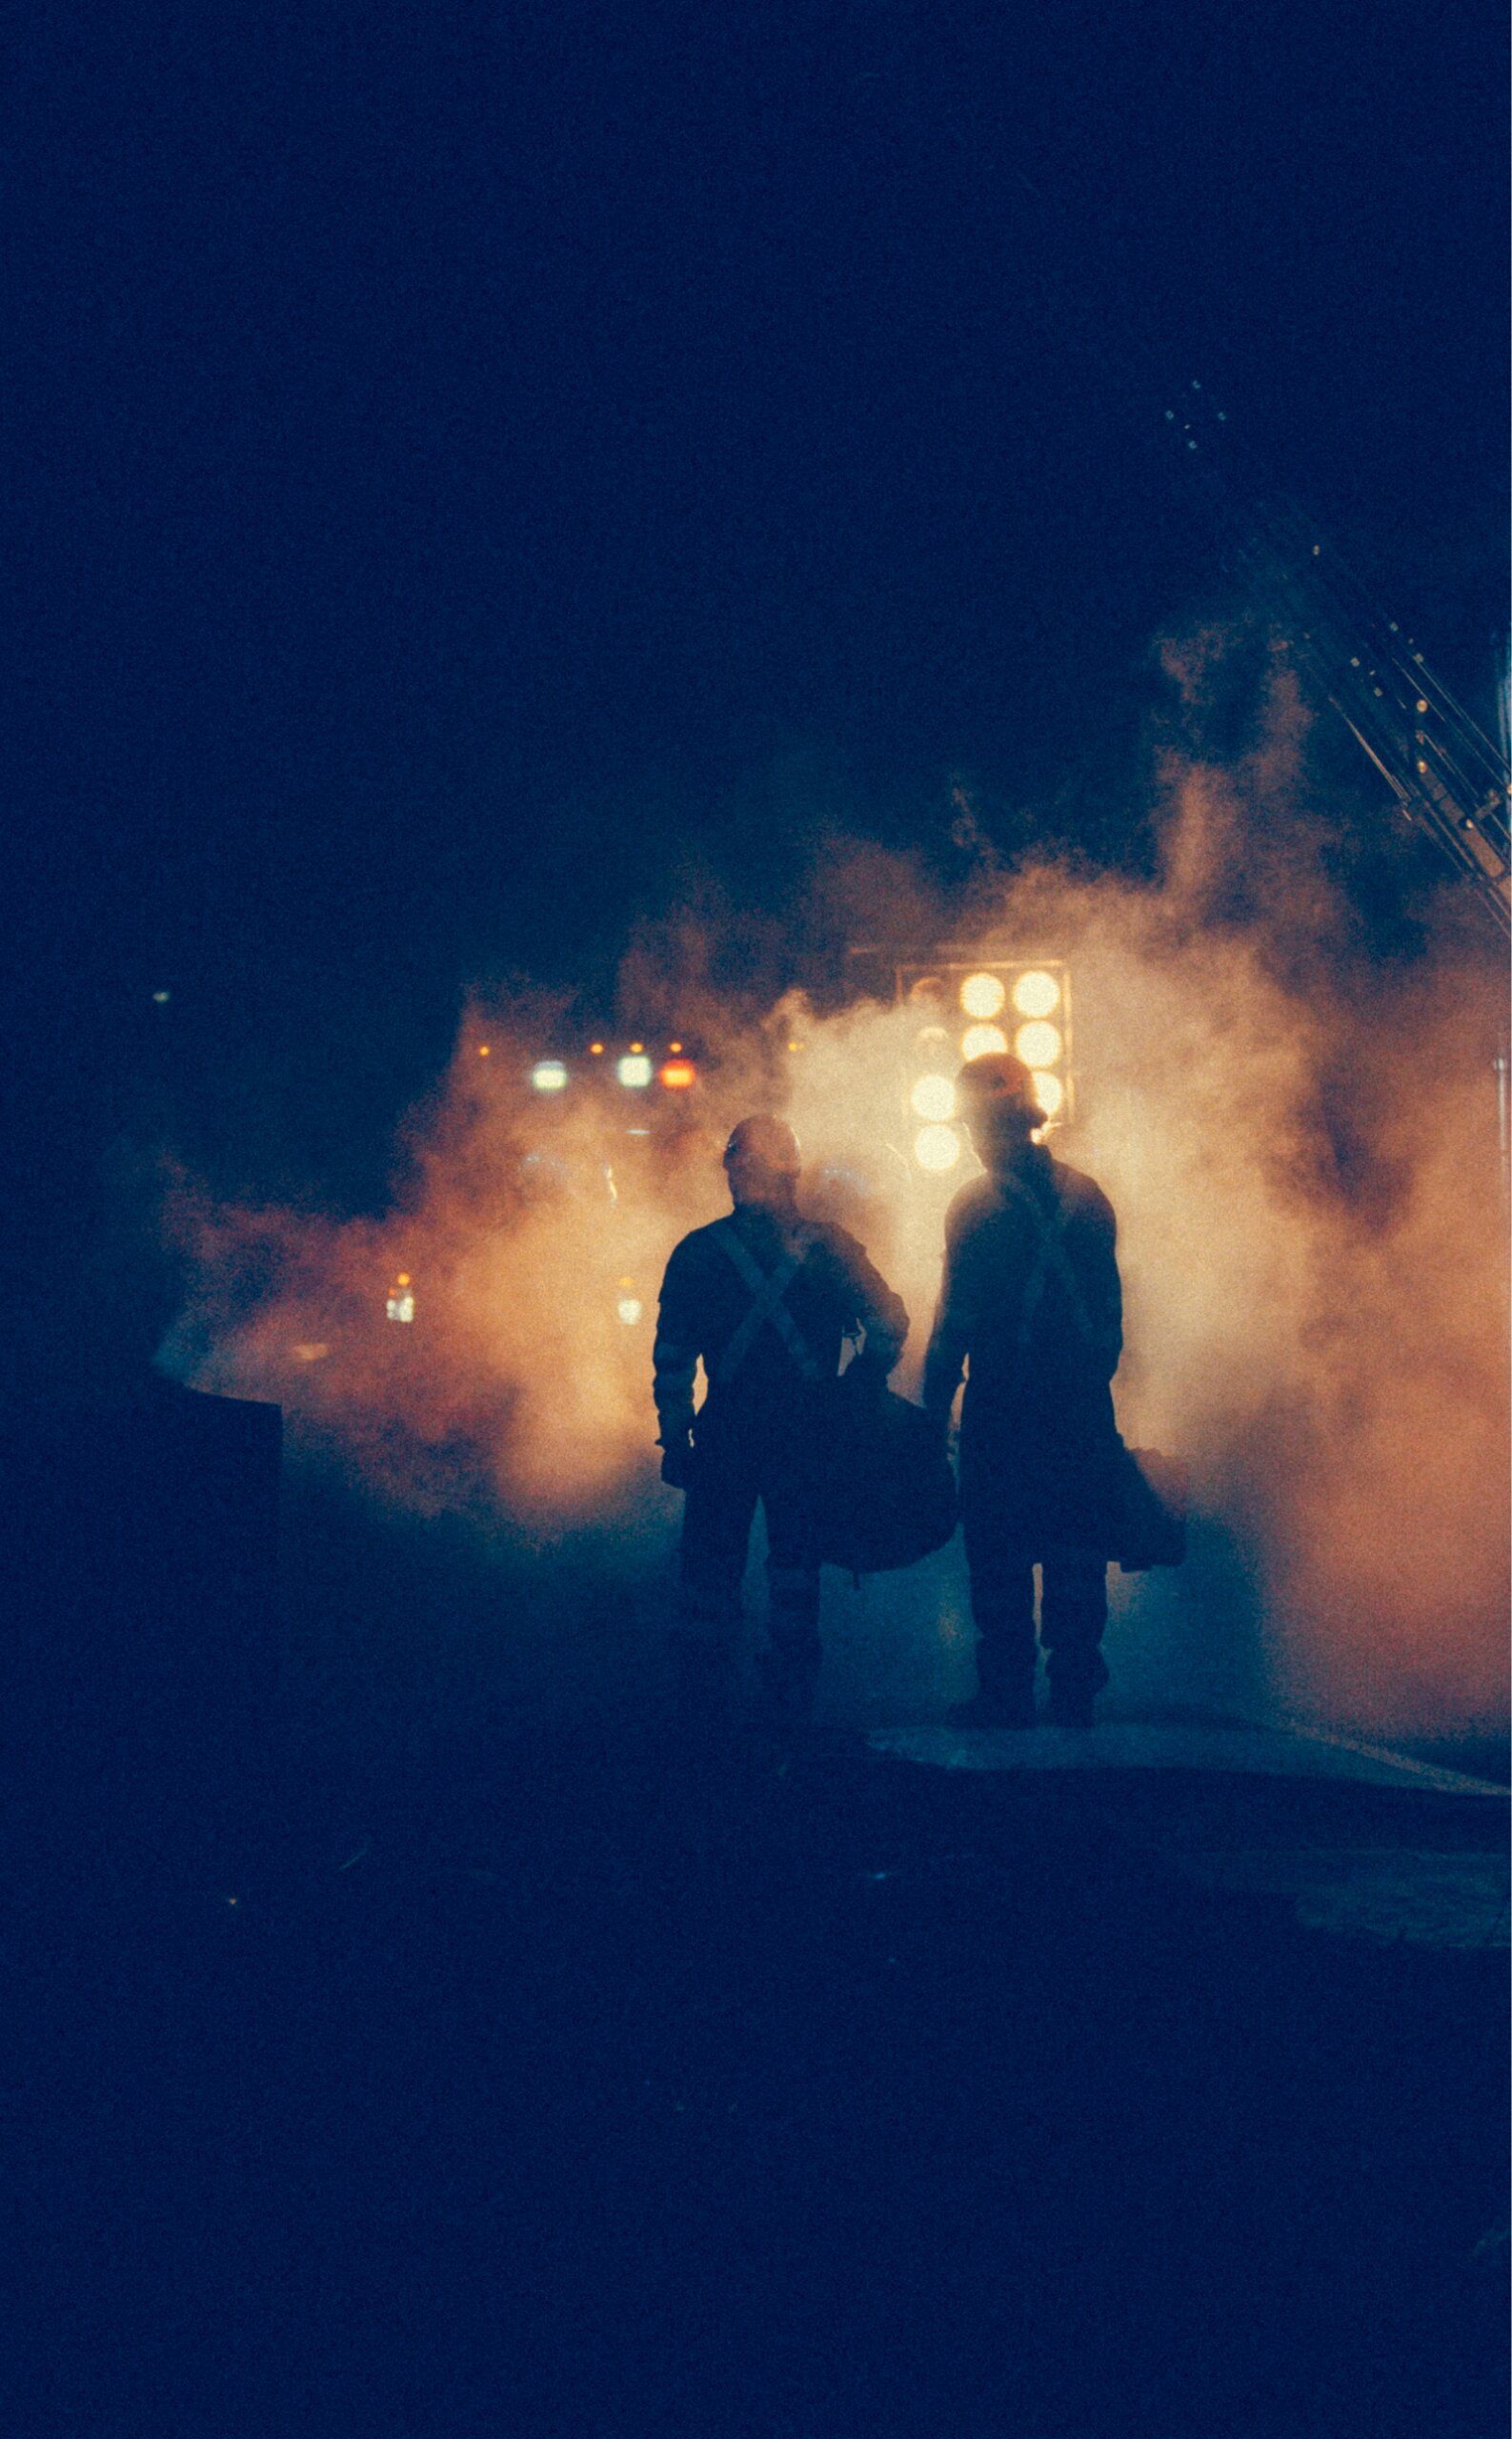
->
xmin=923 ymin=1053 xmax=1123 ymax=1729
xmin=654 ymin=1115 xmax=908 ymax=1726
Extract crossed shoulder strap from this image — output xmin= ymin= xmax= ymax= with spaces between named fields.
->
xmin=998 ymin=1172 xmax=1100 ymax=1360
xmin=711 ymin=1219 xmax=826 ymax=1386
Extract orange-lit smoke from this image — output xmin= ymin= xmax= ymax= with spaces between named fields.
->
xmin=159 ymin=658 xmax=1509 ymax=1731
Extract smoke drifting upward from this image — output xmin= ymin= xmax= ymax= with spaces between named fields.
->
xmin=160 ymin=657 xmax=1509 ymax=1733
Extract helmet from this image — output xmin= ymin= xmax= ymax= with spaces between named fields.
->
xmin=723 ymin=1114 xmax=802 ymax=1175
xmin=957 ymin=1052 xmax=1042 ymax=1127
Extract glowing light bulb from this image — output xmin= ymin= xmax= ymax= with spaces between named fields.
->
xmin=1011 ymin=969 xmax=1060 ymax=1018
xmin=1031 ymin=1070 xmax=1065 ymax=1119
xmin=959 ymin=971 xmax=1006 ymax=1019
xmin=1014 ymin=1020 xmax=1062 ymax=1068
xmin=960 ymin=1023 xmax=1008 ymax=1061
xmin=910 ymin=1074 xmax=957 ymax=1121
xmin=914 ymin=1124 xmax=962 ymax=1173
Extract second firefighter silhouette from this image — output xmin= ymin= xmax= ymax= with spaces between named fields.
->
xmin=924 ymin=1053 xmax=1123 ymax=1729
xmin=654 ymin=1115 xmax=909 ymax=1724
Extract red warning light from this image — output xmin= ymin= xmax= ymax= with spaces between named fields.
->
xmin=658 ymin=1059 xmax=697 ymax=1090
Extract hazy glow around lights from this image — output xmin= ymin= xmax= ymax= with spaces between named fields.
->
xmin=914 ymin=1124 xmax=962 ymax=1173
xmin=1014 ymin=1020 xmax=1062 ymax=1068
xmin=910 ymin=1074 xmax=957 ymax=1121
xmin=959 ymin=972 xmax=1006 ymax=1019
xmin=1031 ymin=1070 xmax=1065 ymax=1119
xmin=1012 ymin=970 xmax=1060 ymax=1018
xmin=960 ymin=1023 xmax=1008 ymax=1061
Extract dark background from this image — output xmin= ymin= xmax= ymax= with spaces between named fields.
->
xmin=8 ymin=0 xmax=1507 ymax=1351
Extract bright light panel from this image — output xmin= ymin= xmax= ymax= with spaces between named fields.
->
xmin=1014 ymin=1020 xmax=1062 ymax=1068
xmin=616 ymin=1297 xmax=644 ymax=1325
xmin=1032 ymin=1070 xmax=1065 ymax=1119
xmin=960 ymin=1023 xmax=1008 ymax=1061
xmin=531 ymin=1059 xmax=569 ymax=1093
xmin=616 ymin=1054 xmax=654 ymax=1087
xmin=910 ymin=1074 xmax=957 ymax=1121
xmin=1012 ymin=970 xmax=1060 ymax=1018
xmin=959 ymin=971 xmax=1006 ymax=1019
xmin=914 ymin=1124 xmax=962 ymax=1173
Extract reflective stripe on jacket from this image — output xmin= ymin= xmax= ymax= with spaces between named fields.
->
xmin=654 ymin=1208 xmax=908 ymax=1444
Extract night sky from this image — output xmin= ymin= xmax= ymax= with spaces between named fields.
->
xmin=9 ymin=0 xmax=1506 ymax=1326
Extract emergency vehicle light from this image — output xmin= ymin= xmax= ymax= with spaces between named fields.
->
xmin=531 ymin=1059 xmax=569 ymax=1093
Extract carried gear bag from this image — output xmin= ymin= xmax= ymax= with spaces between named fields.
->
xmin=811 ymin=1361 xmax=958 ymax=1577
xmin=1112 ymin=1441 xmax=1188 ymax=1571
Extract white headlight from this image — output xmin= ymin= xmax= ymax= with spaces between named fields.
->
xmin=531 ymin=1059 xmax=569 ymax=1093
xmin=616 ymin=1054 xmax=654 ymax=1088
xmin=959 ymin=971 xmax=1006 ymax=1018
xmin=910 ymin=1074 xmax=957 ymax=1121
xmin=914 ymin=1124 xmax=962 ymax=1174
xmin=1014 ymin=1020 xmax=1062 ymax=1068
xmin=1012 ymin=969 xmax=1060 ymax=1018
xmin=959 ymin=1023 xmax=1008 ymax=1061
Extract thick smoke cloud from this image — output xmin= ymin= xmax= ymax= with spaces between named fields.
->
xmin=159 ymin=654 xmax=1509 ymax=1733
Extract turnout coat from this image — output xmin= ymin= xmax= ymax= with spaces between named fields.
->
xmin=654 ymin=1207 xmax=909 ymax=1448
xmin=923 ymin=1145 xmax=1123 ymax=1555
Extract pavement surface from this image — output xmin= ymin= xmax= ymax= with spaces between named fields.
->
xmin=11 ymin=1704 xmax=1508 ymax=2438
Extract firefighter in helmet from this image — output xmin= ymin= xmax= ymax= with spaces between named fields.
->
xmin=923 ymin=1053 xmax=1123 ymax=1728
xmin=654 ymin=1114 xmax=909 ymax=1726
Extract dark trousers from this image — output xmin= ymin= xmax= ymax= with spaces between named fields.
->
xmin=677 ymin=1419 xmax=821 ymax=1674
xmin=961 ymin=1502 xmax=1109 ymax=1699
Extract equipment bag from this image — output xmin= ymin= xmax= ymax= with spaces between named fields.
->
xmin=1113 ymin=1440 xmax=1188 ymax=1572
xmin=811 ymin=1362 xmax=958 ymax=1576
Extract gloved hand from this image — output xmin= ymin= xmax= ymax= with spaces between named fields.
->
xmin=659 ymin=1435 xmax=698 ymax=1490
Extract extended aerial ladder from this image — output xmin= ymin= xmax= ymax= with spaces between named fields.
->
xmin=1163 ymin=381 xmax=1511 ymax=939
